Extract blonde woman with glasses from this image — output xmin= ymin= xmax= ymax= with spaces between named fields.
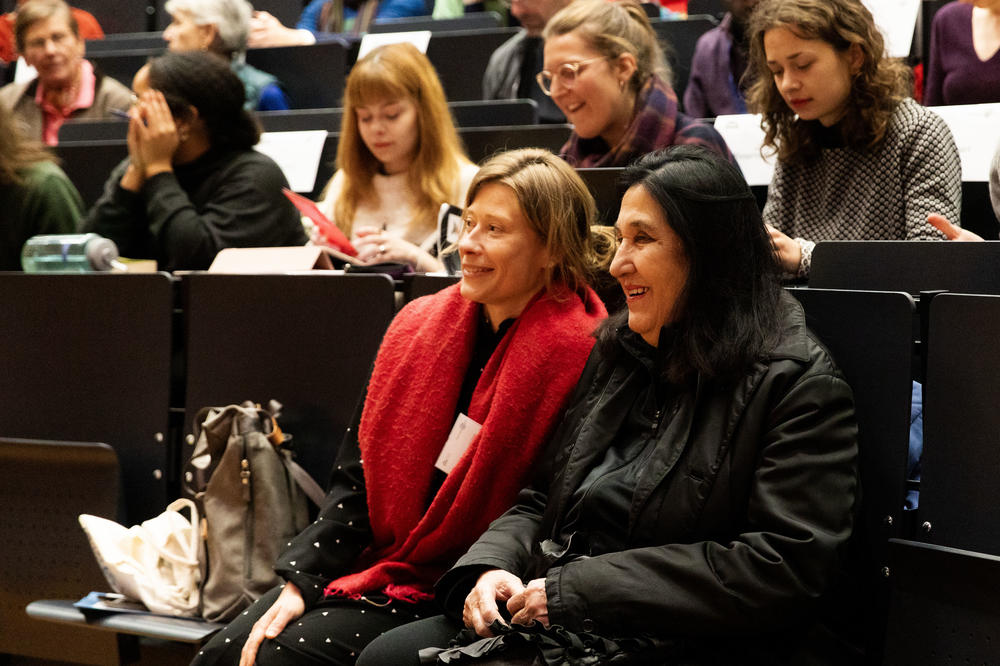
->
xmin=540 ymin=0 xmax=735 ymax=167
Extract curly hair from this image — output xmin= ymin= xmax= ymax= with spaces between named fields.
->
xmin=745 ymin=0 xmax=911 ymax=164
xmin=543 ymin=0 xmax=671 ymax=94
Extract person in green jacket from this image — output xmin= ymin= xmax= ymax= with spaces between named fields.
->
xmin=0 ymin=104 xmax=82 ymax=270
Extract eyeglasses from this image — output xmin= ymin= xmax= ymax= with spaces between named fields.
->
xmin=536 ymin=56 xmax=608 ymax=96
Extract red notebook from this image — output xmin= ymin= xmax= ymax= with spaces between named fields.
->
xmin=282 ymin=188 xmax=357 ymax=257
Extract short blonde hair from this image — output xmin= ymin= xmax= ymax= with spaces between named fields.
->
xmin=333 ymin=42 xmax=470 ymax=239
xmin=464 ymin=148 xmax=611 ymax=297
xmin=543 ymin=0 xmax=671 ymax=93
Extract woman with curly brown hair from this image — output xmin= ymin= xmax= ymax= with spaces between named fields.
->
xmin=747 ymin=0 xmax=962 ymax=278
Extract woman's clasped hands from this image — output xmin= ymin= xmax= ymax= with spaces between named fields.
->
xmin=463 ymin=569 xmax=550 ymax=638
xmin=352 ymin=227 xmax=420 ymax=267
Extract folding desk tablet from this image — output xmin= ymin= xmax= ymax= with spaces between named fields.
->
xmin=85 ymin=32 xmax=167 ymax=54
xmin=789 ymin=287 xmax=916 ymax=663
xmin=448 ymin=99 xmax=539 ymax=127
xmin=403 ymin=274 xmax=460 ymax=303
xmin=86 ymin=49 xmax=157 ymax=90
xmin=245 ymin=41 xmax=349 ymax=109
xmin=370 ymin=11 xmax=502 ymax=32
xmin=72 ymin=0 xmax=154 ymax=33
xmin=59 ymin=118 xmax=129 ymax=143
xmin=1 ymin=439 xmax=120 ymax=663
xmin=920 ymin=293 xmax=1000 ymax=555
xmin=0 ymin=273 xmax=173 ymax=524
xmin=178 ymin=272 xmax=396 ymax=488
xmin=576 ymin=167 xmax=626 ymax=225
xmin=686 ymin=0 xmax=726 ymax=19
xmin=649 ymin=16 xmax=719 ymax=111
xmin=54 ymin=140 xmax=129 ymax=208
xmin=255 ymin=99 xmax=539 ymax=134
xmin=458 ymin=124 xmax=573 ymax=163
xmin=425 ymin=28 xmax=520 ymax=101
xmin=809 ymin=240 xmax=1000 ymax=295
xmin=882 ymin=538 xmax=1000 ymax=664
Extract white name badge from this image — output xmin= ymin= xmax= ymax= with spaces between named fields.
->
xmin=435 ymin=413 xmax=482 ymax=475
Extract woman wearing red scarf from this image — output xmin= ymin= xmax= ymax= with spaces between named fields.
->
xmin=543 ymin=0 xmax=735 ymax=168
xmin=193 ymin=148 xmax=608 ymax=666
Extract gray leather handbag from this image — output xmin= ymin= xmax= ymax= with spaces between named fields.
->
xmin=185 ymin=401 xmax=325 ymax=622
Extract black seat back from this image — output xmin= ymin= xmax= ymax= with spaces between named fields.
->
xmin=0 ymin=438 xmax=120 ymax=663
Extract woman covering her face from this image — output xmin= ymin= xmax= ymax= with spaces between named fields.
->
xmin=541 ymin=0 xmax=736 ymax=168
xmin=359 ymin=146 xmax=860 ymax=665
xmin=748 ymin=0 xmax=961 ymax=278
xmin=82 ymin=51 xmax=306 ymax=271
xmin=192 ymin=148 xmax=609 ymax=666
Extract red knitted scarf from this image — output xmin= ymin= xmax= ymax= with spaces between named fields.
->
xmin=323 ymin=284 xmax=605 ymax=602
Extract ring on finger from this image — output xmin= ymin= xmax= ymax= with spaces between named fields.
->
xmin=377 ymin=244 xmax=386 ymax=255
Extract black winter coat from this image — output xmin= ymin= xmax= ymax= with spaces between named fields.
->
xmin=437 ymin=294 xmax=859 ymax=664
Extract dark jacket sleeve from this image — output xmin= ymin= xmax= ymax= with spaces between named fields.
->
xmin=438 ymin=349 xmax=858 ymax=639
xmin=140 ymin=157 xmax=305 ymax=271
xmin=82 ymin=158 xmax=149 ymax=258
xmin=85 ymin=153 xmax=306 ymax=270
xmin=923 ymin=10 xmax=944 ymax=106
xmin=682 ymin=37 xmax=711 ymax=119
xmin=274 ymin=386 xmax=373 ymax=609
xmin=22 ymin=162 xmax=84 ymax=234
xmin=544 ymin=370 xmax=858 ymax=638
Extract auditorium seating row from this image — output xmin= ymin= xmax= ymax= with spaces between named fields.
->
xmin=74 ymin=15 xmax=717 ymax=107
xmin=53 ymin=124 xmax=1000 ymax=240
xmin=5 ymin=241 xmax=1000 ymax=662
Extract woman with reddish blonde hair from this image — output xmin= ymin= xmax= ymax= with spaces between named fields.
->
xmin=313 ymin=42 xmax=478 ymax=272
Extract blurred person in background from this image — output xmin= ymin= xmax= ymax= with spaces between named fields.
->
xmin=0 ymin=0 xmax=130 ymax=145
xmin=0 ymin=103 xmax=82 ymax=270
xmin=163 ymin=0 xmax=290 ymax=111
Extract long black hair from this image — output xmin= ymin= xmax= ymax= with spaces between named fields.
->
xmin=598 ymin=145 xmax=782 ymax=383
xmin=146 ymin=51 xmax=259 ymax=151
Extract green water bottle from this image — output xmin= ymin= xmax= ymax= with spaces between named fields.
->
xmin=21 ymin=233 xmax=123 ymax=273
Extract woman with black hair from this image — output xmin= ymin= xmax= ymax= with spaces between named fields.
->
xmin=359 ymin=145 xmax=860 ymax=665
xmin=83 ymin=51 xmax=305 ymax=271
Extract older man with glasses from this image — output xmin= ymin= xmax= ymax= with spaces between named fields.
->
xmin=0 ymin=0 xmax=131 ymax=145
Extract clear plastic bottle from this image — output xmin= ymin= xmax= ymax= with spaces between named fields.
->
xmin=21 ymin=233 xmax=123 ymax=273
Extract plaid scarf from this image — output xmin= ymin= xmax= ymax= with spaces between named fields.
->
xmin=560 ymin=75 xmax=679 ymax=168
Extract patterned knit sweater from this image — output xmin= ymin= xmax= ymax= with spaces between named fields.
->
xmin=763 ymin=98 xmax=962 ymax=276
